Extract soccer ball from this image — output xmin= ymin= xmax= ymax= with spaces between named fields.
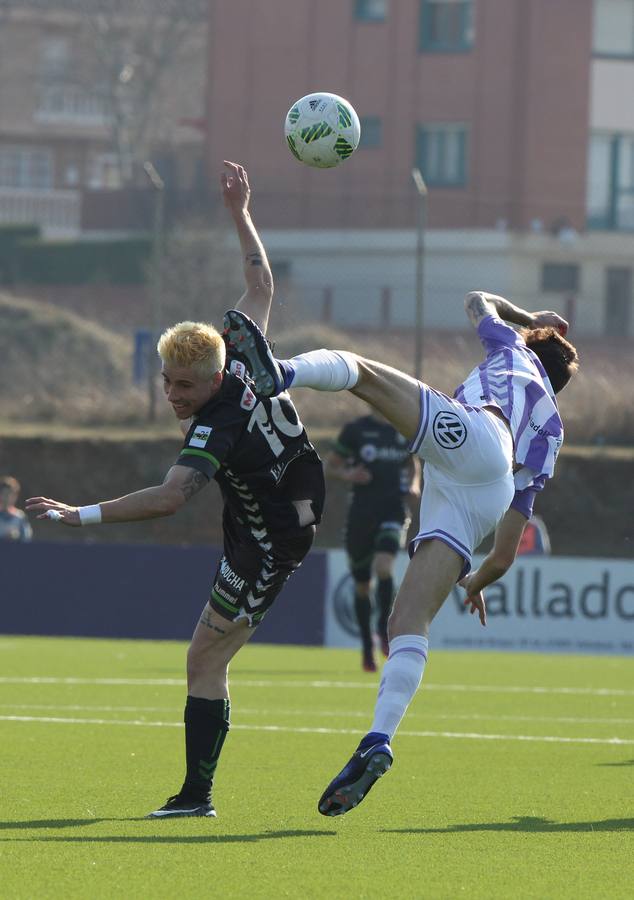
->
xmin=284 ymin=92 xmax=361 ymax=168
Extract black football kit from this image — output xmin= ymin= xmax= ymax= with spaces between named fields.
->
xmin=334 ymin=415 xmax=411 ymax=582
xmin=176 ymin=353 xmax=325 ymax=626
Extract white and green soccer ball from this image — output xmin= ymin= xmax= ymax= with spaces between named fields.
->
xmin=284 ymin=92 xmax=361 ymax=168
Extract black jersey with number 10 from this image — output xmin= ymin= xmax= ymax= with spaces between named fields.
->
xmin=175 ymin=355 xmax=323 ymax=536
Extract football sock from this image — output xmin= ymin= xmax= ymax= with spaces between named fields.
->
xmin=354 ymin=591 xmax=374 ymax=658
xmin=369 ymin=634 xmax=428 ymax=739
xmin=181 ymin=696 xmax=230 ymax=801
xmin=376 ymin=576 xmax=394 ymax=639
xmin=279 ymin=349 xmax=359 ymax=391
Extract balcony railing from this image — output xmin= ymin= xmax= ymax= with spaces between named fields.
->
xmin=0 ymin=187 xmax=81 ymax=236
xmin=35 ymin=84 xmax=111 ymax=127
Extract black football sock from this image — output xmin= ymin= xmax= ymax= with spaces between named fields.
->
xmin=181 ymin=696 xmax=230 ymax=801
xmin=377 ymin=576 xmax=395 ymax=639
xmin=354 ymin=592 xmax=374 ymax=657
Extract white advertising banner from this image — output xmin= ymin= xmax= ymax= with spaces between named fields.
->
xmin=325 ymin=550 xmax=634 ymax=656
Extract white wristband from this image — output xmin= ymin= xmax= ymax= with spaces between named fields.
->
xmin=78 ymin=504 xmax=102 ymax=525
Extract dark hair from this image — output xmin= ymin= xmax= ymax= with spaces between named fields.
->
xmin=522 ymin=327 xmax=579 ymax=394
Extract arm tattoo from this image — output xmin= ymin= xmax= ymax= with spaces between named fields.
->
xmin=246 ymin=252 xmax=263 ymax=267
xmin=179 ymin=469 xmax=208 ymax=501
xmin=466 ymin=293 xmax=490 ymax=320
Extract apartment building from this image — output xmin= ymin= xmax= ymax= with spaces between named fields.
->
xmin=0 ymin=1 xmax=207 ymax=236
xmin=203 ymin=0 xmax=634 ymax=336
xmin=1 ymin=1 xmax=633 ymax=336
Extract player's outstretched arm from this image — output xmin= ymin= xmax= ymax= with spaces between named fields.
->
xmin=459 ymin=507 xmax=528 ymax=624
xmin=26 ymin=465 xmax=209 ymax=527
xmin=464 ymin=291 xmax=569 ymax=334
xmin=221 ymin=160 xmax=273 ymax=334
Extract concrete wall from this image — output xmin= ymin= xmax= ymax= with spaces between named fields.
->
xmin=263 ymin=228 xmax=634 ymax=336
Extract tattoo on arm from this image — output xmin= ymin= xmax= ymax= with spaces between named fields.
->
xmin=179 ymin=469 xmax=208 ymax=502
xmin=246 ymin=252 xmax=263 ymax=267
xmin=466 ymin=291 xmax=533 ymax=327
xmin=465 ymin=292 xmax=492 ymax=326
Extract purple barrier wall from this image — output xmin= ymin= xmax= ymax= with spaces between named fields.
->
xmin=0 ymin=541 xmax=326 ymax=645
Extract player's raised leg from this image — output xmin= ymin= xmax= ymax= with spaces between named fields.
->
xmin=223 ymin=309 xmax=422 ymax=441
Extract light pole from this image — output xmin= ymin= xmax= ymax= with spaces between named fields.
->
xmin=411 ymin=167 xmax=428 ymax=381
xmin=143 ymin=160 xmax=165 ymax=423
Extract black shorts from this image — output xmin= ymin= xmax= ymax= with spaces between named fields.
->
xmin=209 ymin=518 xmax=316 ymax=626
xmin=345 ymin=500 xmax=408 ymax=583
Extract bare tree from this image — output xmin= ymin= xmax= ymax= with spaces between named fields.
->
xmin=1 ymin=0 xmax=208 ymax=185
xmin=79 ymin=1 xmax=208 ymax=184
xmin=157 ymin=220 xmax=245 ymax=329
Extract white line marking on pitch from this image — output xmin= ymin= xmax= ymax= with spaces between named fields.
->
xmin=1 ymin=676 xmax=633 ymax=697
xmin=1 ymin=714 xmax=633 ymax=746
xmin=1 ymin=702 xmax=633 ymax=728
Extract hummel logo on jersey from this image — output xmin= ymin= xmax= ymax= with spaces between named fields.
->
xmin=189 ymin=425 xmax=212 ymax=448
xmin=432 ymin=411 xmax=467 ymax=449
xmin=230 ymin=359 xmax=246 ymax=379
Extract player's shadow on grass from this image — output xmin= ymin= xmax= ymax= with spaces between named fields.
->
xmin=384 ymin=816 xmax=634 ymax=834
xmin=0 ymin=829 xmax=337 ymax=844
xmin=0 ymin=819 xmax=127 ymax=830
xmin=596 ymin=758 xmax=634 ymax=767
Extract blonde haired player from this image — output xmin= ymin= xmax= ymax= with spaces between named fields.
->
xmin=27 ymin=162 xmax=325 ymax=819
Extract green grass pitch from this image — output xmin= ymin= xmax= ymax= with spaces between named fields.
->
xmin=1 ymin=636 xmax=633 ymax=899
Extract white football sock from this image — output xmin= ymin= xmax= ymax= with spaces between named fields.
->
xmin=370 ymin=634 xmax=428 ymax=740
xmin=286 ymin=350 xmax=359 ymax=391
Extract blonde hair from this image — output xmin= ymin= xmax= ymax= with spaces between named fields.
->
xmin=157 ymin=321 xmax=226 ymax=379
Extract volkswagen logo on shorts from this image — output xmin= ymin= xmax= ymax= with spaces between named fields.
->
xmin=433 ymin=411 xmax=467 ymax=449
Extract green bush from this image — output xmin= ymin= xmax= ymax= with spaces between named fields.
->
xmin=15 ymin=237 xmax=152 ymax=284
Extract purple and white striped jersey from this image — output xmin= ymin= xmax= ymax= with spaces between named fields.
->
xmin=453 ymin=315 xmax=563 ymax=507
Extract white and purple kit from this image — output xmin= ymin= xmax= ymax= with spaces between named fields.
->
xmin=409 ymin=315 xmax=563 ymax=576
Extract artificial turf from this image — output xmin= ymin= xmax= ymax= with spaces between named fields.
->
xmin=1 ymin=636 xmax=632 ymax=899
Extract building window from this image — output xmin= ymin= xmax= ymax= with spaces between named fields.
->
xmin=541 ymin=264 xmax=580 ymax=293
xmin=415 ymin=124 xmax=468 ymax=187
xmin=88 ymin=153 xmax=122 ymax=190
xmin=354 ymin=0 xmax=388 ymax=22
xmin=593 ymin=0 xmax=634 ymax=57
xmin=587 ymin=132 xmax=634 ymax=230
xmin=0 ymin=146 xmax=53 ymax=189
xmin=38 ymin=37 xmax=71 ymax=79
xmin=604 ymin=267 xmax=632 ymax=336
xmin=420 ymin=0 xmax=474 ymax=52
xmin=359 ymin=117 xmax=382 ymax=149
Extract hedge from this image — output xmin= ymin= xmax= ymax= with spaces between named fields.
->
xmin=15 ymin=237 xmax=153 ymax=285
xmin=0 ymin=225 xmax=41 ymax=284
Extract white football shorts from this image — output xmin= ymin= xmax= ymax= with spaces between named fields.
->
xmin=409 ymin=386 xmax=515 ymax=577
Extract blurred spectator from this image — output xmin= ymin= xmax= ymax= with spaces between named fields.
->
xmin=517 ymin=514 xmax=550 ymax=556
xmin=0 ymin=476 xmax=33 ymax=542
